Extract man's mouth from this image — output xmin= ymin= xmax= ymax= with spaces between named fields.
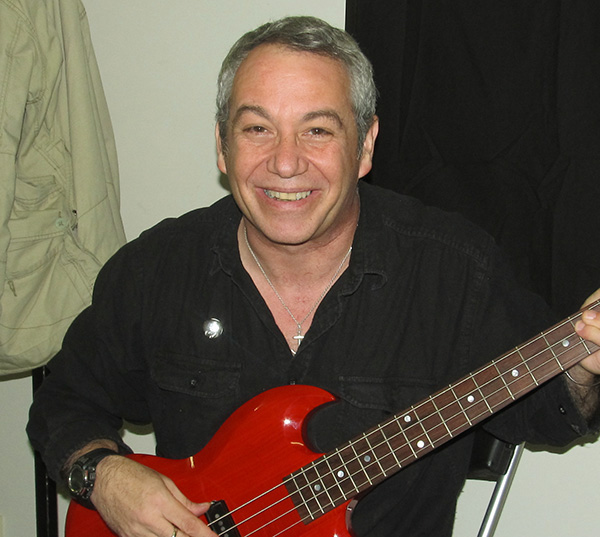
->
xmin=264 ymin=189 xmax=312 ymax=201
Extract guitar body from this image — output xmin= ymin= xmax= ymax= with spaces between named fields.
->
xmin=66 ymin=385 xmax=356 ymax=537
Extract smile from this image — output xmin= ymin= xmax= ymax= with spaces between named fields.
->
xmin=264 ymin=189 xmax=312 ymax=201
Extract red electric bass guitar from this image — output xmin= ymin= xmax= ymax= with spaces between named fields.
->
xmin=66 ymin=300 xmax=600 ymax=537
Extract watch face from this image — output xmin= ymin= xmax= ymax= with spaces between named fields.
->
xmin=68 ymin=466 xmax=86 ymax=495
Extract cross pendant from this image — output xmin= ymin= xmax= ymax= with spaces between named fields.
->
xmin=293 ymin=324 xmax=304 ymax=346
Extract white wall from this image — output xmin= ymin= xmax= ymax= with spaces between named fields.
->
xmin=0 ymin=1 xmax=598 ymax=536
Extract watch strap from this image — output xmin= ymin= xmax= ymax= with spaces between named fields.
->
xmin=68 ymin=448 xmax=119 ymax=509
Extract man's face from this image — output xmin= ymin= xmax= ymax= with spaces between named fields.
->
xmin=217 ymin=44 xmax=378 ymax=247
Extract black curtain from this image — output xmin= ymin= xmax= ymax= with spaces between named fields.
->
xmin=346 ymin=0 xmax=600 ymax=316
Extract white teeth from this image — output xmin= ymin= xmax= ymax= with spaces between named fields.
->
xmin=264 ymin=189 xmax=312 ymax=201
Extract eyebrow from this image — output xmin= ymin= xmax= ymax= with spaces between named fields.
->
xmin=303 ymin=109 xmax=344 ymax=128
xmin=232 ymin=105 xmax=270 ymax=125
xmin=231 ymin=105 xmax=345 ymax=129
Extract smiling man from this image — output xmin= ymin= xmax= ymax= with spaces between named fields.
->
xmin=28 ymin=16 xmax=600 ymax=537
xmin=218 ymin=41 xmax=377 ymax=353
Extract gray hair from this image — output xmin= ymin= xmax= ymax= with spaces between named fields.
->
xmin=216 ymin=16 xmax=377 ymax=154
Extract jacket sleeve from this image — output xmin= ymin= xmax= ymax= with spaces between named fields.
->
xmin=0 ymin=4 xmax=36 ymax=302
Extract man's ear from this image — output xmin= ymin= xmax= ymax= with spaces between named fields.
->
xmin=216 ymin=123 xmax=227 ymax=174
xmin=358 ymin=116 xmax=379 ymax=179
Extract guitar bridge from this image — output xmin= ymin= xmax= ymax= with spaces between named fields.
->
xmin=205 ymin=500 xmax=241 ymax=537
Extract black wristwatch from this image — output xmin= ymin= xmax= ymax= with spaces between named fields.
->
xmin=67 ymin=448 xmax=119 ymax=509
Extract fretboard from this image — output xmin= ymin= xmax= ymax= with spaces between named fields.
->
xmin=286 ymin=299 xmax=600 ymax=524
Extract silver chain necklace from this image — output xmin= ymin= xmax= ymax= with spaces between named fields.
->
xmin=243 ymin=224 xmax=352 ymax=355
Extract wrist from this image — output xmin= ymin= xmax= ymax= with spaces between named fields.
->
xmin=66 ymin=448 xmax=121 ymax=509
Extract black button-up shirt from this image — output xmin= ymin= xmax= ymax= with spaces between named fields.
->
xmin=28 ymin=182 xmax=592 ymax=536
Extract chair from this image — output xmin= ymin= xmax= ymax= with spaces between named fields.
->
xmin=467 ymin=429 xmax=525 ymax=537
xmin=33 ymin=367 xmax=59 ymax=537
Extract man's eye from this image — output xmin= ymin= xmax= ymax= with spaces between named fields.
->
xmin=307 ymin=127 xmax=331 ymax=137
xmin=245 ymin=126 xmax=268 ymax=134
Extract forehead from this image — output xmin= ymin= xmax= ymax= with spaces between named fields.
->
xmin=230 ymin=44 xmax=353 ymax=115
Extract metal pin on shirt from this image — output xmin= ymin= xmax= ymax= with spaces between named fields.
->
xmin=203 ymin=318 xmax=223 ymax=339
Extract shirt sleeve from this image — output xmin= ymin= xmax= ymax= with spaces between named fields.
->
xmin=26 ymin=241 xmax=149 ymax=482
xmin=468 ymin=242 xmax=600 ymax=446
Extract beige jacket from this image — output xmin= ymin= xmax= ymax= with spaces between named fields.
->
xmin=0 ymin=0 xmax=126 ymax=374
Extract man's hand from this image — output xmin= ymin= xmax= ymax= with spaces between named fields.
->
xmin=92 ymin=455 xmax=216 ymax=537
xmin=574 ymin=288 xmax=600 ymax=378
xmin=564 ymin=288 xmax=600 ymax=421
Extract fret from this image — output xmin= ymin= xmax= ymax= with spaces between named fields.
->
xmin=350 ymin=434 xmax=381 ymax=484
xmin=516 ymin=347 xmax=538 ymax=386
xmin=470 ymin=371 xmax=494 ymax=413
xmin=430 ymin=388 xmax=469 ymax=435
xmin=450 ymin=386 xmax=473 ymax=430
xmin=518 ymin=335 xmax=559 ymax=383
xmin=547 ymin=317 xmax=583 ymax=367
xmin=397 ymin=411 xmax=419 ymax=460
xmin=346 ymin=441 xmax=373 ymax=488
xmin=354 ymin=419 xmax=411 ymax=479
xmin=327 ymin=448 xmax=360 ymax=498
xmin=397 ymin=409 xmax=428 ymax=458
xmin=450 ymin=376 xmax=494 ymax=428
xmin=559 ymin=335 xmax=594 ymax=369
xmin=362 ymin=431 xmax=388 ymax=478
xmin=491 ymin=359 xmax=516 ymax=401
xmin=379 ymin=419 xmax=404 ymax=470
xmin=302 ymin=462 xmax=332 ymax=515
xmin=412 ymin=398 xmax=446 ymax=447
xmin=287 ymin=467 xmax=321 ymax=522
xmin=429 ymin=395 xmax=454 ymax=438
xmin=578 ymin=330 xmax=594 ymax=356
xmin=319 ymin=456 xmax=348 ymax=506
xmin=493 ymin=352 xmax=536 ymax=398
xmin=471 ymin=365 xmax=511 ymax=411
xmin=542 ymin=332 xmax=563 ymax=369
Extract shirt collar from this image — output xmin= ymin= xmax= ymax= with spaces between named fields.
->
xmin=343 ymin=181 xmax=389 ymax=293
xmin=211 ymin=183 xmax=389 ymax=291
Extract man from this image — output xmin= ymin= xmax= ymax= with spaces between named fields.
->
xmin=28 ymin=16 xmax=600 ymax=537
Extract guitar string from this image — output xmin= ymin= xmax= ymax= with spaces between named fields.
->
xmin=212 ymin=328 xmax=589 ymax=537
xmin=208 ymin=307 xmax=596 ymax=536
xmin=211 ymin=336 xmax=583 ymax=537
xmin=213 ymin=336 xmax=587 ymax=537
xmin=286 ymin=318 xmax=591 ymax=517
xmin=208 ymin=311 xmax=592 ymax=536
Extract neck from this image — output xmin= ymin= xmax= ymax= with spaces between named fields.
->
xmin=239 ymin=197 xmax=359 ymax=286
xmin=239 ymin=219 xmax=356 ymax=354
xmin=240 ymin=216 xmax=355 ymax=287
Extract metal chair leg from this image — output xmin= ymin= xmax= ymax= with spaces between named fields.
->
xmin=32 ymin=367 xmax=59 ymax=537
xmin=476 ymin=443 xmax=525 ymax=537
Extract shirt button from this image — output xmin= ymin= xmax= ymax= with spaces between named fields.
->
xmin=558 ymin=405 xmax=566 ymax=415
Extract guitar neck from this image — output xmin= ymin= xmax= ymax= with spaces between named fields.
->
xmin=287 ymin=299 xmax=600 ymax=522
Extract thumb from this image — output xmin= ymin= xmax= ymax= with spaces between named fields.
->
xmin=188 ymin=501 xmax=212 ymax=517
xmin=162 ymin=478 xmax=212 ymax=517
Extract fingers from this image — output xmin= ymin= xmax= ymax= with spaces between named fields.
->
xmin=162 ymin=497 xmax=216 ymax=537
xmin=576 ymin=310 xmax=600 ymax=341
xmin=92 ymin=457 xmax=216 ymax=537
xmin=575 ymin=310 xmax=600 ymax=376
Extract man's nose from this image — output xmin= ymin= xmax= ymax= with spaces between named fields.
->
xmin=267 ymin=135 xmax=309 ymax=178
